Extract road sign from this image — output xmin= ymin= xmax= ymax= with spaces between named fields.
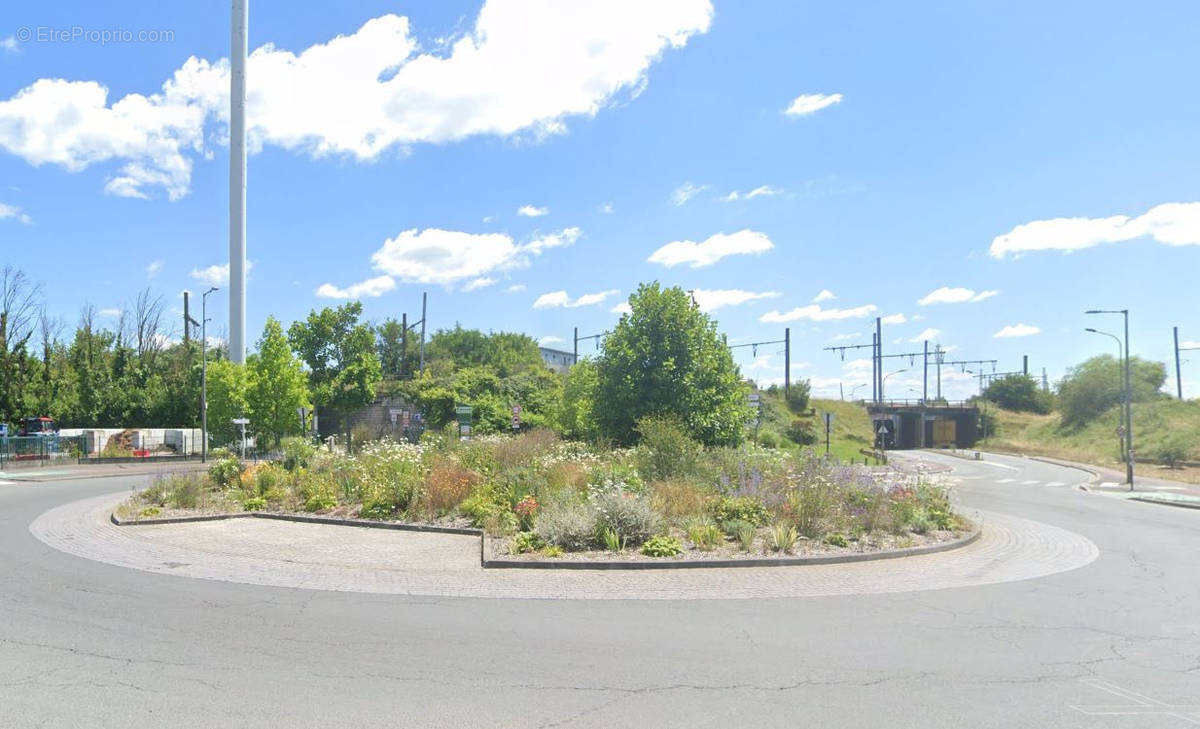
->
xmin=823 ymin=412 xmax=834 ymax=427
xmin=748 ymin=392 xmax=760 ymax=402
xmin=231 ymin=418 xmax=249 ymax=425
xmin=512 ymin=405 xmax=522 ymax=415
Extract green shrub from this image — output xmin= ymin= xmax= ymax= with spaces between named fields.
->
xmin=600 ymin=527 xmax=623 ymax=552
xmin=542 ymin=545 xmax=564 ymax=558
xmin=592 ymin=491 xmax=660 ymax=546
xmin=511 ymin=531 xmax=544 ymax=554
xmin=208 ymin=456 xmax=243 ymax=489
xmin=768 ymin=523 xmax=799 ymax=554
xmin=634 ymin=415 xmax=701 ymax=481
xmin=152 ymin=473 xmax=205 ymax=509
xmin=138 ymin=506 xmax=161 ymax=518
xmin=710 ymin=495 xmax=769 ymax=526
xmin=243 ymin=497 xmax=266 ymax=511
xmin=785 ymin=419 xmax=818 ymax=445
xmin=534 ymin=498 xmax=597 ymax=551
xmin=825 ymin=532 xmax=848 ymax=548
xmin=301 ymin=475 xmax=337 ymax=512
xmin=1155 ymin=433 xmax=1193 ymax=468
xmin=788 ymin=483 xmax=837 ymax=538
xmin=640 ymin=535 xmax=683 ymax=557
xmin=281 ymin=437 xmax=316 ymax=471
xmin=650 ymin=478 xmax=713 ymax=522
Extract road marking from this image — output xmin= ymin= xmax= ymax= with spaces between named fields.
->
xmin=1153 ymin=486 xmax=1186 ymax=491
xmin=1100 ymin=482 xmax=1123 ymax=489
xmin=1071 ymin=678 xmax=1200 ymax=724
xmin=997 ymin=478 xmax=1017 ymax=483
xmin=1020 ymin=480 xmax=1040 ymax=485
xmin=1045 ymin=481 xmax=1065 ymax=487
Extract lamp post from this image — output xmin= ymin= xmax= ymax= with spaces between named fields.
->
xmin=1085 ymin=327 xmax=1126 ymax=466
xmin=881 ymin=368 xmax=907 ymax=402
xmin=201 ymin=286 xmax=219 ymax=463
xmin=848 ymin=383 xmax=867 ymax=401
xmin=1086 ymin=309 xmax=1133 ymax=488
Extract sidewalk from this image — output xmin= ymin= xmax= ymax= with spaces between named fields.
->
xmin=1022 ymin=454 xmax=1200 ymax=508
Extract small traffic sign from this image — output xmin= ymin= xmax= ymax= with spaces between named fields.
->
xmin=231 ymin=418 xmax=249 ymax=425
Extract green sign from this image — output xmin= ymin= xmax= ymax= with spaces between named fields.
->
xmin=455 ymin=405 xmax=473 ymax=427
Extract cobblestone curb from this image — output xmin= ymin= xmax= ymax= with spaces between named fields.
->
xmin=1130 ymin=495 xmax=1200 ymax=511
xmin=114 ymin=509 xmax=979 ymax=570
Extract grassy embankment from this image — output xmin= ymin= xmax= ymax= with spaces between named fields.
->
xmin=982 ymin=399 xmax=1200 ymax=484
xmin=754 ymin=391 xmax=876 ymax=462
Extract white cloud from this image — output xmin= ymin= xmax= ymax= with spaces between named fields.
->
xmin=812 ymin=289 xmax=835 ymax=303
xmin=506 ymin=283 xmax=526 ymax=293
xmin=538 ymin=335 xmax=566 ymax=346
xmin=462 ymin=276 xmax=495 ymax=292
xmin=190 ymin=260 xmax=254 ymax=287
xmin=369 ymin=226 xmax=576 ymax=285
xmin=784 ymin=92 xmax=843 ymax=116
xmin=917 ymin=287 xmax=998 ymax=305
xmin=989 ymin=202 xmax=1200 ymax=258
xmin=648 ymin=229 xmax=773 ymax=268
xmin=517 ymin=204 xmax=548 ymax=217
xmin=146 ymin=260 xmax=163 ymax=278
xmin=315 ymin=274 xmax=396 ymax=299
xmin=611 ymin=302 xmax=632 ymax=315
xmin=599 ymin=202 xmax=614 ymax=214
xmin=1 ymin=36 xmax=18 ymax=53
xmin=830 ymin=333 xmax=859 ymax=342
xmin=760 ymin=302 xmax=877 ymax=323
xmin=910 ymin=327 xmax=940 ymax=342
xmin=0 ymin=202 xmax=31 ymax=224
xmin=690 ymin=288 xmax=779 ymax=312
xmin=722 ymin=185 xmax=781 ymax=202
xmin=533 ymin=288 xmax=619 ymax=309
xmin=97 ymin=307 xmax=122 ymax=318
xmin=1181 ymin=340 xmax=1200 ymax=349
xmin=881 ymin=313 xmax=907 ymax=325
xmin=993 ymin=323 xmax=1040 ymax=338
xmin=671 ymin=181 xmax=708 ymax=206
xmin=521 ymin=226 xmax=581 ymax=255
xmin=0 ymin=2 xmax=713 ymax=199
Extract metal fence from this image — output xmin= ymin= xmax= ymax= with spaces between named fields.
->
xmin=74 ymin=430 xmax=204 ymax=463
xmin=0 ymin=435 xmax=85 ymax=469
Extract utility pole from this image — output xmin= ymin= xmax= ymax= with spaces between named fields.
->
xmin=418 ymin=291 xmax=427 ymax=375
xmin=871 ymin=332 xmax=878 ymax=404
xmin=920 ymin=339 xmax=929 ymax=448
xmin=201 ymin=287 xmax=218 ymax=462
xmin=875 ymin=317 xmax=883 ymax=404
xmin=1173 ymin=327 xmax=1200 ymax=399
xmin=400 ymin=312 xmax=408 ymax=378
xmin=784 ymin=327 xmax=790 ymax=398
xmin=573 ymin=326 xmax=578 ymax=365
xmin=228 ymin=0 xmax=248 ymax=364
xmin=1023 ymin=354 xmax=1029 ymax=376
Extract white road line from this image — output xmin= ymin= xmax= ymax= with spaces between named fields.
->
xmin=1153 ymin=486 xmax=1186 ymax=491
xmin=1045 ymin=482 xmax=1065 ymax=487
xmin=1100 ymin=482 xmax=1122 ymax=488
xmin=997 ymin=478 xmax=1017 ymax=484
xmin=1020 ymin=480 xmax=1040 ymax=485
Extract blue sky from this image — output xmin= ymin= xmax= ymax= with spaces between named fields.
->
xmin=2 ymin=0 xmax=1199 ymax=399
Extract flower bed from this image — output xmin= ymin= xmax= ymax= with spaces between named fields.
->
xmin=116 ymin=427 xmax=971 ymax=563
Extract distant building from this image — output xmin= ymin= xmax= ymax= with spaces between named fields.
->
xmin=539 ymin=347 xmax=575 ymax=373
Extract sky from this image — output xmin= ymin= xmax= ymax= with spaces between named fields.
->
xmin=2 ymin=0 xmax=1199 ymax=400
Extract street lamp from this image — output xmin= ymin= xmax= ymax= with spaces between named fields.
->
xmin=201 ymin=286 xmax=219 ymax=463
xmin=1086 ymin=309 xmax=1133 ymax=488
xmin=881 ymin=368 xmax=907 ymax=401
xmin=848 ymin=383 xmax=867 ymax=401
xmin=1085 ymin=327 xmax=1126 ymax=465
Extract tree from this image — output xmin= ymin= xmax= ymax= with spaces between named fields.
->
xmin=983 ymin=374 xmax=1053 ymax=413
xmin=594 ymin=283 xmax=750 ymax=446
xmin=247 ymin=316 xmax=311 ymax=446
xmin=559 ymin=358 xmax=599 ymax=440
xmin=0 ymin=265 xmax=41 ymax=423
xmin=205 ymin=359 xmax=248 ymax=445
xmin=376 ymin=318 xmax=409 ymax=379
xmin=1057 ymin=355 xmax=1166 ymax=428
xmin=288 ymin=302 xmax=381 ymax=448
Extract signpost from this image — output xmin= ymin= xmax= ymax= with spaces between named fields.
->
xmin=455 ymin=405 xmax=473 ymax=441
xmin=822 ymin=412 xmax=834 ymax=456
xmin=511 ymin=405 xmax=522 ymax=432
xmin=748 ymin=392 xmax=761 ymax=445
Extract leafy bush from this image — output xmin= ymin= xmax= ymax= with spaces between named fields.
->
xmin=301 ymin=474 xmax=337 ymax=512
xmin=785 ymin=418 xmax=818 ymax=445
xmin=600 ymin=528 xmax=623 ymax=552
xmin=785 ymin=482 xmax=838 ymax=538
xmin=146 ymin=473 xmax=206 ymax=510
xmin=511 ymin=531 xmax=543 ymax=554
xmin=825 ymin=532 xmax=848 ymax=547
xmin=592 ymin=491 xmax=660 ymax=546
xmin=710 ymin=495 xmax=769 ymax=526
xmin=138 ymin=506 xmax=161 ymax=518
xmin=785 ymin=381 xmax=811 ymax=412
xmin=1155 ymin=433 xmax=1193 ymax=468
xmin=208 ymin=456 xmax=243 ymax=489
xmin=731 ymin=520 xmax=756 ymax=551
xmin=982 ymin=374 xmax=1053 ymax=414
xmin=243 ymin=497 xmax=266 ymax=511
xmin=534 ymin=498 xmax=597 ymax=551
xmin=281 ymin=437 xmax=316 ymax=471
xmin=1058 ymin=355 xmax=1165 ymax=428
xmin=768 ymin=523 xmax=799 ymax=554
xmin=634 ymin=415 xmax=702 ymax=481
xmin=640 ymin=535 xmax=683 ymax=557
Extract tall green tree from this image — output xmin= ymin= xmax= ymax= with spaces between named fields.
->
xmin=287 ymin=302 xmax=381 ymax=447
xmin=247 ymin=316 xmax=311 ymax=447
xmin=376 ymin=318 xmax=409 ymax=379
xmin=983 ymin=374 xmax=1052 ymax=413
xmin=205 ymin=359 xmax=248 ymax=445
xmin=594 ymin=283 xmax=749 ymax=446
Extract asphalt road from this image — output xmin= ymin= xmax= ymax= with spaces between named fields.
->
xmin=1 ymin=453 xmax=1197 ymax=728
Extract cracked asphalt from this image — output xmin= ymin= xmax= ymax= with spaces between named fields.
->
xmin=1 ymin=451 xmax=1198 ymax=728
